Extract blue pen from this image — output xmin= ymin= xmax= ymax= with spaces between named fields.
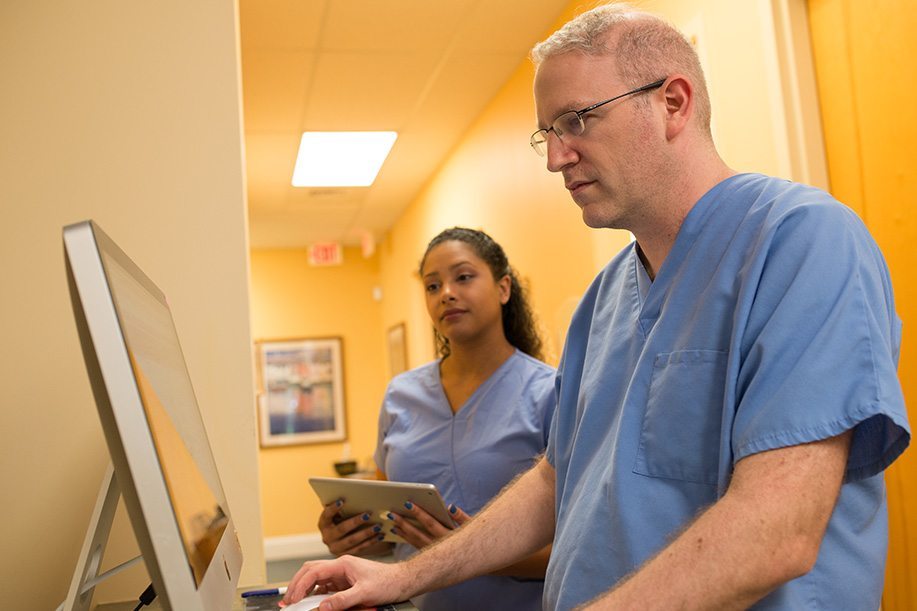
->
xmin=241 ymin=586 xmax=287 ymax=598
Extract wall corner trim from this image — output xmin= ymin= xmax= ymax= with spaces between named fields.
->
xmin=263 ymin=532 xmax=328 ymax=562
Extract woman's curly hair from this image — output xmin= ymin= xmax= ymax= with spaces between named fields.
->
xmin=420 ymin=227 xmax=544 ymax=361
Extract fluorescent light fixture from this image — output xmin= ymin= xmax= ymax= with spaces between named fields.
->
xmin=292 ymin=131 xmax=398 ymax=187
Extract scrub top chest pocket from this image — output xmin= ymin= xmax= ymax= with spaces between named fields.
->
xmin=634 ymin=349 xmax=728 ymax=486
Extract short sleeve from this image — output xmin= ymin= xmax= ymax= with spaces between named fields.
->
xmin=541 ymin=385 xmax=556 ymax=448
xmin=372 ymin=383 xmax=394 ymax=474
xmin=545 ymin=370 xmax=561 ymax=467
xmin=732 ymin=202 xmax=909 ymax=481
xmin=533 ymin=367 xmax=558 ymax=448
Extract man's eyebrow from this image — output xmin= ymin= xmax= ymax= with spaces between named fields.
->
xmin=537 ymin=102 xmax=587 ymax=129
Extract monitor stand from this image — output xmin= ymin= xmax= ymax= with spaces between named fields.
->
xmin=60 ymin=464 xmax=144 ymax=611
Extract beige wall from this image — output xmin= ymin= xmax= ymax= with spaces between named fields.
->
xmin=252 ymin=0 xmax=823 ymax=545
xmin=0 ymin=1 xmax=264 ymax=608
xmin=250 ymin=248 xmax=386 ymax=537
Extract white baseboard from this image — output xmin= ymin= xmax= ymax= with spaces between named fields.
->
xmin=263 ymin=532 xmax=329 ymax=562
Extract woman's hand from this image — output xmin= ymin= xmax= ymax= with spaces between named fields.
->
xmin=318 ymin=499 xmax=388 ymax=556
xmin=387 ymin=502 xmax=471 ymax=549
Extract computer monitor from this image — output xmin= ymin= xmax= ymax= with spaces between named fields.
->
xmin=62 ymin=220 xmax=243 ymax=610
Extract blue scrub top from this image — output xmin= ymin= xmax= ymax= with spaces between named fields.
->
xmin=376 ymin=349 xmax=555 ymax=610
xmin=545 ymin=173 xmax=909 ymax=610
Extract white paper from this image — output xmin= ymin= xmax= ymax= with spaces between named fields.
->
xmin=282 ymin=593 xmax=332 ymax=610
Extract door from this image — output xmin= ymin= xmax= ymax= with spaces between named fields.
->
xmin=807 ymin=1 xmax=917 ymax=608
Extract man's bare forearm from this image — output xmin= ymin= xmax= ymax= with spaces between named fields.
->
xmin=492 ymin=544 xmax=552 ymax=578
xmin=402 ymin=457 xmax=556 ymax=596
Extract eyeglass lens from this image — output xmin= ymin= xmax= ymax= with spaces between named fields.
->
xmin=530 ymin=78 xmax=666 ymax=156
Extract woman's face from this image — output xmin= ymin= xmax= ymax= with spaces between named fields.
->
xmin=420 ymin=240 xmax=510 ymax=346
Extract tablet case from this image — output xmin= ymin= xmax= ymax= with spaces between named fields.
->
xmin=308 ymin=477 xmax=453 ymax=543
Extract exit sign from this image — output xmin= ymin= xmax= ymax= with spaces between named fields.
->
xmin=308 ymin=242 xmax=342 ymax=266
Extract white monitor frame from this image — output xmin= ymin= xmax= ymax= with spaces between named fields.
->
xmin=63 ymin=220 xmax=242 ymax=610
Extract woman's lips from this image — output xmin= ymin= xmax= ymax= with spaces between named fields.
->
xmin=441 ymin=308 xmax=466 ymax=321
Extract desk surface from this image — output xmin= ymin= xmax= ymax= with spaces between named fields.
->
xmin=95 ymin=587 xmax=417 ymax=611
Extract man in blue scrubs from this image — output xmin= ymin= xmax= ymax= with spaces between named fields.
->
xmin=284 ymin=4 xmax=910 ymax=609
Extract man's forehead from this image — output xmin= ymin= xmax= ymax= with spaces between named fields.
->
xmin=534 ymin=52 xmax=619 ymax=111
xmin=536 ymin=49 xmax=619 ymax=83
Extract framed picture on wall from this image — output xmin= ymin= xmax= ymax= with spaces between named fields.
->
xmin=387 ymin=323 xmax=408 ymax=378
xmin=255 ymin=337 xmax=346 ymax=446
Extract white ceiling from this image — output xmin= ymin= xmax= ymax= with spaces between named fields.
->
xmin=239 ymin=0 xmax=570 ymax=248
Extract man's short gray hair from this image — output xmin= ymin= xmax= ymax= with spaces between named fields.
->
xmin=531 ymin=2 xmax=712 ymax=134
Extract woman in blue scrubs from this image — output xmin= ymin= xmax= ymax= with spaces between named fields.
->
xmin=318 ymin=227 xmax=555 ymax=610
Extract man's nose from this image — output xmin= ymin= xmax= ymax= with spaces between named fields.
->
xmin=545 ymin=132 xmax=577 ymax=173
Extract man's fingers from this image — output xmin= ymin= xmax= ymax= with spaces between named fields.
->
xmin=284 ymin=563 xmax=317 ymax=604
xmin=318 ymin=588 xmax=364 ymax=611
xmin=284 ymin=560 xmax=354 ymax=604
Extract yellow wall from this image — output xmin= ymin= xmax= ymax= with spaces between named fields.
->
xmin=250 ymin=248 xmax=386 ymax=537
xmin=807 ymin=1 xmax=917 ymax=608
xmin=0 ymin=1 xmax=264 ymax=607
xmin=377 ymin=59 xmax=610 ymax=370
xmin=253 ymin=0 xmax=828 ymax=545
xmin=250 ymin=61 xmax=613 ymax=543
xmin=378 ymin=0 xmax=826 ymax=375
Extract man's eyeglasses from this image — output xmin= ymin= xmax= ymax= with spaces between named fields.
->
xmin=530 ymin=78 xmax=667 ymax=157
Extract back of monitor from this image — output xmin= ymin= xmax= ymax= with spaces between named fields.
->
xmin=63 ymin=220 xmax=242 ymax=610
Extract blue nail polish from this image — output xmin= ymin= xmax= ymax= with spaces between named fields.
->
xmin=390 ymin=527 xmax=398 ymax=535
xmin=449 ymin=504 xmax=457 ymax=514
xmin=386 ymin=512 xmax=395 ymax=521
xmin=377 ymin=533 xmax=385 ymax=541
xmin=373 ymin=525 xmax=381 ymax=533
xmin=362 ymin=512 xmax=370 ymax=521
xmin=404 ymin=501 xmax=413 ymax=510
xmin=335 ymin=499 xmax=343 ymax=508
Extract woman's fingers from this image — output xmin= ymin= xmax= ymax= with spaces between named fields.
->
xmin=318 ymin=500 xmax=382 ymax=556
xmin=448 ymin=503 xmax=472 ymax=525
xmin=389 ymin=511 xmax=433 ymax=548
xmin=387 ymin=501 xmax=464 ymax=548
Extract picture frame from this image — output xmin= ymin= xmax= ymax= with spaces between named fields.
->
xmin=255 ymin=337 xmax=346 ymax=446
xmin=387 ymin=323 xmax=408 ymax=378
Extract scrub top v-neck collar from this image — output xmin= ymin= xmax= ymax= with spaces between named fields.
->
xmin=433 ymin=349 xmax=518 ymax=416
xmin=635 ymin=177 xmax=736 ymax=334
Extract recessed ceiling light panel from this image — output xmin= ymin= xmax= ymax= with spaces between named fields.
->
xmin=292 ymin=131 xmax=397 ymax=187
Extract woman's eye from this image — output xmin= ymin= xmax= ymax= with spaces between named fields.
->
xmin=425 ymin=283 xmax=439 ymax=292
xmin=457 ymin=273 xmax=473 ymax=282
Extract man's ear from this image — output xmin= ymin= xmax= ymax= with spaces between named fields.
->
xmin=661 ymin=76 xmax=693 ymax=141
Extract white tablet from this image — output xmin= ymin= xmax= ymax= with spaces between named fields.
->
xmin=308 ymin=477 xmax=453 ymax=543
